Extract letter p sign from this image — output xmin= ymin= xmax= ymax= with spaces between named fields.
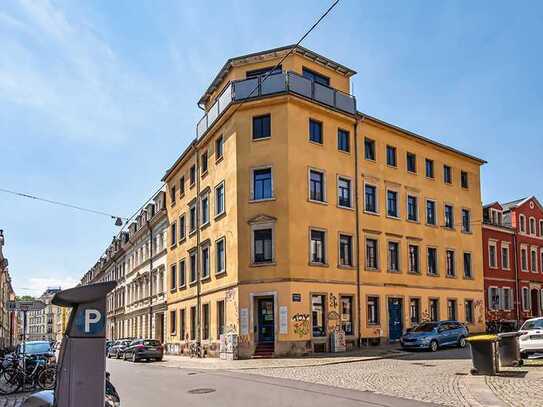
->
xmin=85 ymin=309 xmax=102 ymax=333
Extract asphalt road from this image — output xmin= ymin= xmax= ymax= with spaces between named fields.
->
xmin=106 ymin=358 xmax=437 ymax=407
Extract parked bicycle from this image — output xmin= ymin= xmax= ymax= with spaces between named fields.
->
xmin=0 ymin=354 xmax=56 ymax=395
xmin=189 ymin=342 xmax=204 ymax=358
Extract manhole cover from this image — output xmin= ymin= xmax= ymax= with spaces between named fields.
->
xmin=187 ymin=372 xmax=198 ymax=376
xmin=188 ymin=388 xmax=216 ymax=394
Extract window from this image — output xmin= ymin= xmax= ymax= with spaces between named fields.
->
xmin=302 ymin=67 xmax=330 ymax=86
xmin=337 ymin=177 xmax=351 ymax=208
xmin=189 ymin=203 xmax=197 ymax=233
xmin=179 ymin=214 xmax=186 ymax=241
xmin=408 ymin=245 xmax=419 ymax=274
xmin=339 ymin=234 xmax=353 ymax=267
xmin=409 ymin=298 xmax=420 ymax=324
xmin=190 ymin=306 xmax=196 ymax=340
xmin=202 ymin=303 xmax=210 ymax=340
xmin=426 ymin=200 xmax=436 ymax=225
xmin=337 ymin=129 xmax=350 ymax=152
xmin=178 ymin=259 xmax=186 ymax=288
xmin=465 ymin=300 xmax=474 ymax=323
xmin=217 ymin=300 xmax=225 ymax=338
xmin=521 ymin=248 xmax=528 ymax=271
xmin=447 ymin=299 xmax=457 ymax=321
xmin=461 ymin=171 xmax=469 ymax=188
xmin=180 ymin=309 xmax=186 ymax=340
xmin=170 ymin=264 xmax=177 ymax=290
xmin=253 ymin=168 xmax=273 ymax=200
xmin=503 ymin=288 xmax=512 ymax=310
xmin=170 ymin=221 xmax=177 ymax=246
xmin=522 ymin=287 xmax=530 ymax=311
xmin=444 ymin=205 xmax=454 ymax=228
xmin=406 ymin=152 xmax=416 ymax=173
xmin=540 ymin=220 xmax=543 ymax=237
xmin=201 ymin=245 xmax=210 ymax=279
xmin=365 ymin=138 xmax=375 ymax=160
xmin=309 ymin=119 xmax=323 ymax=144
xmin=216 ymin=238 xmax=226 ymax=274
xmin=489 ymin=242 xmax=497 ymax=268
xmin=312 ymin=295 xmax=326 ymax=337
xmin=340 ymin=296 xmax=354 ymax=335
xmin=367 ymin=296 xmax=380 ymax=324
xmin=519 ymin=215 xmax=526 ymax=233
xmin=425 ymin=159 xmax=434 ymax=178
xmin=427 ymin=248 xmax=438 ymax=275
xmin=502 ymin=246 xmax=510 ymax=269
xmin=386 ymin=145 xmax=397 ymax=167
xmin=190 ymin=165 xmax=196 ymax=186
xmin=407 ymin=195 xmax=418 ymax=221
xmin=253 ymin=228 xmax=273 ymax=264
xmin=215 ymin=182 xmax=225 ymax=216
xmin=201 ymin=151 xmax=208 ymax=175
xmin=200 ymin=194 xmax=209 ymax=225
xmin=179 ymin=176 xmax=185 ymax=196
xmin=464 ymin=252 xmax=472 ymax=278
xmin=446 ymin=250 xmax=455 ymax=277
xmin=530 ymin=218 xmax=536 ymax=235
xmin=170 ymin=185 xmax=176 ymax=205
xmin=310 ymin=229 xmax=326 ymax=264
xmin=387 ymin=190 xmax=399 ymax=218
xmin=531 ymin=248 xmax=538 ymax=272
xmin=215 ymin=135 xmax=224 ymax=160
xmin=364 ymin=184 xmax=377 ymax=213
xmin=309 ymin=170 xmax=325 ymax=202
xmin=388 ymin=242 xmax=400 ymax=272
xmin=488 ymin=287 xmax=500 ymax=310
xmin=429 ymin=299 xmax=439 ymax=322
xmin=366 ymin=238 xmax=378 ymax=270
xmin=170 ymin=310 xmax=177 ymax=334
xmin=253 ymin=114 xmax=271 ymax=140
xmin=189 ymin=250 xmax=197 ymax=283
xmin=247 ymin=65 xmax=282 ymax=78
xmin=462 ymin=209 xmax=471 ymax=233
xmin=444 ymin=165 xmax=452 ymax=184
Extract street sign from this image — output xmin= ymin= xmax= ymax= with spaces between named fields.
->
xmin=7 ymin=300 xmax=46 ymax=311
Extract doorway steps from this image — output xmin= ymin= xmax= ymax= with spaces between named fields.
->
xmin=253 ymin=343 xmax=275 ymax=358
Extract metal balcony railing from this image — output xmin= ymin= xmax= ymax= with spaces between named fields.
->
xmin=196 ymin=71 xmax=356 ymax=138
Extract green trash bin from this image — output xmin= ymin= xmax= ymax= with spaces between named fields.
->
xmin=466 ymin=335 xmax=499 ymax=375
xmin=497 ymin=332 xmax=522 ymax=368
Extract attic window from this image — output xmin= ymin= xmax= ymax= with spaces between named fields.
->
xmin=302 ymin=67 xmax=330 ymax=86
xmin=246 ymin=65 xmax=282 ymax=78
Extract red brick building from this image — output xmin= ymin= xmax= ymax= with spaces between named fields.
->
xmin=482 ymin=196 xmax=543 ymax=330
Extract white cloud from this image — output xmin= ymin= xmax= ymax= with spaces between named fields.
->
xmin=15 ymin=276 xmax=78 ymax=297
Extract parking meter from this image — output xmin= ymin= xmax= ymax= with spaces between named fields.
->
xmin=23 ymin=281 xmax=116 ymax=407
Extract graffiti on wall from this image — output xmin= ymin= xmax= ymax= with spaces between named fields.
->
xmin=329 ymin=293 xmax=338 ymax=309
xmin=327 ymin=310 xmax=340 ymax=332
xmin=292 ymin=313 xmax=310 ymax=337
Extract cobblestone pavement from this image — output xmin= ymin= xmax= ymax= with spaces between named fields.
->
xmin=242 ymin=348 xmax=543 ymax=407
xmin=0 ymin=393 xmax=29 ymax=407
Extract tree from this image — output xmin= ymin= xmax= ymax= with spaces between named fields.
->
xmin=15 ymin=295 xmax=34 ymax=301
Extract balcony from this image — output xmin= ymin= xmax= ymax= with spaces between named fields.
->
xmin=196 ymin=71 xmax=356 ymax=138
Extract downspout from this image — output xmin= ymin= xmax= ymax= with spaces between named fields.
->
xmin=193 ymin=142 xmax=202 ymax=347
xmin=513 ymin=232 xmax=521 ymax=328
xmin=355 ymin=114 xmax=363 ymax=346
xmin=148 ymin=219 xmax=154 ymax=340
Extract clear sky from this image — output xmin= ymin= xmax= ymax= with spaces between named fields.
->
xmin=1 ymin=0 xmax=542 ymax=296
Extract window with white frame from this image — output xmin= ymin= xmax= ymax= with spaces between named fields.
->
xmin=216 ymin=237 xmax=226 ymax=274
xmin=502 ymin=287 xmax=512 ymax=310
xmin=339 ymin=234 xmax=353 ymax=267
xmin=488 ymin=242 xmax=497 ymax=268
xmin=309 ymin=169 xmax=326 ymax=203
xmin=388 ymin=241 xmax=400 ymax=272
xmin=337 ymin=177 xmax=352 ymax=208
xmin=252 ymin=167 xmax=273 ymax=201
xmin=530 ymin=217 xmax=537 ymax=235
xmin=201 ymin=243 xmax=210 ymax=279
xmin=531 ymin=248 xmax=538 ymax=272
xmin=310 ymin=229 xmax=326 ymax=265
xmin=488 ymin=287 xmax=500 ymax=310
xmin=215 ymin=181 xmax=225 ymax=216
xmin=251 ymin=223 xmax=274 ymax=264
xmin=200 ymin=192 xmax=210 ymax=226
xmin=407 ymin=195 xmax=418 ymax=222
xmin=521 ymin=247 xmax=528 ymax=271
xmin=519 ymin=214 xmax=526 ymax=233
xmin=364 ymin=184 xmax=378 ymax=213
xmin=189 ymin=202 xmax=197 ymax=233
xmin=522 ymin=287 xmax=530 ymax=311
xmin=501 ymin=244 xmax=510 ymax=270
xmin=540 ymin=220 xmax=543 ymax=237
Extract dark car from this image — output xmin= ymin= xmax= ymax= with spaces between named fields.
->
xmin=123 ymin=339 xmax=163 ymax=362
xmin=400 ymin=321 xmax=468 ymax=352
xmin=107 ymin=339 xmax=132 ymax=359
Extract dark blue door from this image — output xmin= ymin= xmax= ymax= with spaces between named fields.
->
xmin=388 ymin=298 xmax=403 ymax=341
xmin=258 ymin=299 xmax=275 ymax=343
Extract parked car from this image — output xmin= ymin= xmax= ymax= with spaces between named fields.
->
xmin=107 ymin=339 xmax=132 ymax=359
xmin=123 ymin=339 xmax=163 ymax=362
xmin=400 ymin=321 xmax=468 ymax=352
xmin=519 ymin=317 xmax=543 ymax=358
xmin=3 ymin=340 xmax=56 ymax=369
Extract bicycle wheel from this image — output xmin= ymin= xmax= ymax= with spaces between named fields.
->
xmin=0 ymin=367 xmax=23 ymax=395
xmin=37 ymin=367 xmax=56 ymax=390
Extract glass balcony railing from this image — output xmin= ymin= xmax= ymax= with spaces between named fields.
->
xmin=196 ymin=71 xmax=356 ymax=138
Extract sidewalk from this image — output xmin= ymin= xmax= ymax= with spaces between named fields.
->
xmin=158 ymin=343 xmax=409 ymax=370
xmin=0 ymin=393 xmax=29 ymax=407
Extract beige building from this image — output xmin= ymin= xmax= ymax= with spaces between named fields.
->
xmin=162 ymin=45 xmax=485 ymax=358
xmin=27 ymin=287 xmax=61 ymax=342
xmin=0 ymin=230 xmax=17 ymax=348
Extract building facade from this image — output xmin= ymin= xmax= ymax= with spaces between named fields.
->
xmin=27 ymin=287 xmax=62 ymax=342
xmin=162 ymin=45 xmax=486 ymax=358
xmin=0 ymin=230 xmax=17 ymax=348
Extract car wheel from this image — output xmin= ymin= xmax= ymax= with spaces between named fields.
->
xmin=116 ymin=353 xmax=120 ymax=359
xmin=458 ymin=336 xmax=467 ymax=348
xmin=156 ymin=357 xmax=163 ymax=362
xmin=132 ymin=353 xmax=138 ymax=363
xmin=429 ymin=340 xmax=439 ymax=352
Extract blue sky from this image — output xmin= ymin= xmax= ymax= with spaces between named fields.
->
xmin=1 ymin=0 xmax=542 ymax=296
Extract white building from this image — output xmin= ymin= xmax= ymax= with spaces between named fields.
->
xmin=27 ymin=287 xmax=61 ymax=342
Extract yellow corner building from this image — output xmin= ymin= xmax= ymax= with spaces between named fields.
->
xmin=163 ymin=45 xmax=486 ymax=357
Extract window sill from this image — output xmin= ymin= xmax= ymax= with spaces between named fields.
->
xmin=365 ymin=158 xmax=377 ymax=163
xmin=250 ymin=261 xmax=276 ymax=267
xmin=338 ymin=148 xmax=351 ymax=155
xmin=427 ymin=273 xmax=439 ymax=277
xmin=386 ymin=215 xmax=401 ymax=221
xmin=365 ymin=268 xmax=380 ymax=272
xmin=338 ymin=204 xmax=354 ymax=211
xmin=338 ymin=264 xmax=354 ymax=270
xmin=249 ymin=197 xmax=276 ymax=203
xmin=443 ymin=226 xmax=456 ymax=231
xmin=309 ymin=140 xmax=324 ymax=147
xmin=386 ymin=164 xmax=398 ymax=170
xmin=215 ymin=270 xmax=227 ymax=277
xmin=214 ymin=211 xmax=227 ymax=221
xmin=201 ymin=170 xmax=208 ymax=179
xmin=178 ymin=237 xmax=186 ymax=245
xmin=364 ymin=210 xmax=379 ymax=217
xmin=461 ymin=231 xmax=473 ymax=235
xmin=252 ymin=136 xmax=271 ymax=142
xmin=425 ymin=176 xmax=435 ymax=181
xmin=446 ymin=274 xmax=457 ymax=279
xmin=170 ymin=288 xmax=177 ymax=293
xmin=189 ymin=230 xmax=197 ymax=237
xmin=309 ymin=262 xmax=329 ymax=268
xmin=200 ymin=222 xmax=211 ymax=230
xmin=189 ymin=280 xmax=198 ymax=286
xmin=407 ymin=170 xmax=417 ymax=176
xmin=407 ymin=219 xmax=420 ymax=224
xmin=463 ymin=276 xmax=474 ymax=280
xmin=407 ymin=271 xmax=421 ymax=275
xmin=179 ymin=193 xmax=185 ymax=200
xmin=170 ymin=202 xmax=176 ymax=207
xmin=170 ymin=243 xmax=177 ymax=249
xmin=215 ymin=155 xmax=224 ymax=164
xmin=178 ymin=284 xmax=186 ymax=290
xmin=190 ymin=183 xmax=196 ymax=189
xmin=387 ymin=269 xmax=401 ymax=274
xmin=309 ymin=198 xmax=328 ymax=206
xmin=201 ymin=276 xmax=211 ymax=283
